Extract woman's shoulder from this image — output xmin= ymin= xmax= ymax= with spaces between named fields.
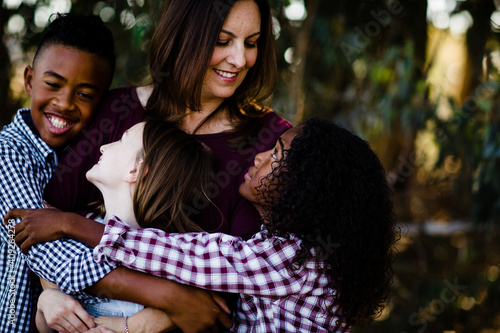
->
xmin=95 ymin=85 xmax=144 ymax=123
xmin=104 ymin=85 xmax=138 ymax=101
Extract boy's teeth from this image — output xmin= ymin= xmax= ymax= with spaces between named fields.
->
xmin=214 ymin=69 xmax=237 ymax=78
xmin=48 ymin=115 xmax=72 ymax=129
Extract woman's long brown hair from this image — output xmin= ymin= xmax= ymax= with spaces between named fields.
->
xmin=133 ymin=120 xmax=215 ymax=233
xmin=145 ymin=0 xmax=277 ymax=137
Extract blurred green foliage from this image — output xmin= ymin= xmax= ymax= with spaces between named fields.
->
xmin=355 ymin=228 xmax=500 ymax=333
xmin=1 ymin=1 xmax=500 ymax=329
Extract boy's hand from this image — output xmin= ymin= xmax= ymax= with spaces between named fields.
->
xmin=87 ymin=268 xmax=232 ymax=333
xmin=3 ymin=205 xmax=67 ymax=253
xmin=164 ymin=283 xmax=232 ymax=333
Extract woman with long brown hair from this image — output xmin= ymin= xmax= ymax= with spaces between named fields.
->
xmin=9 ymin=0 xmax=291 ymax=332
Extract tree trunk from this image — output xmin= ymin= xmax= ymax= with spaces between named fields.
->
xmin=460 ymin=0 xmax=495 ymax=103
xmin=0 ymin=7 xmax=14 ymax=127
xmin=290 ymin=0 xmax=320 ymax=125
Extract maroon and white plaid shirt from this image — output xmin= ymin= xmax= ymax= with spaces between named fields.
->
xmin=94 ymin=217 xmax=349 ymax=332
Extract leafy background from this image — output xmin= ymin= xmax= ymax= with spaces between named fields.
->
xmin=1 ymin=0 xmax=500 ymax=331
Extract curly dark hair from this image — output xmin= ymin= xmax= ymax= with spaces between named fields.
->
xmin=260 ymin=117 xmax=398 ymax=329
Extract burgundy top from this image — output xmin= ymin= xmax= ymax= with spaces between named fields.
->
xmin=44 ymin=86 xmax=292 ymax=240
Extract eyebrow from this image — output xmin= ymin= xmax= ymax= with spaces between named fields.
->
xmin=220 ymin=29 xmax=261 ymax=39
xmin=43 ymin=71 xmax=101 ymax=91
xmin=278 ymin=138 xmax=284 ymax=152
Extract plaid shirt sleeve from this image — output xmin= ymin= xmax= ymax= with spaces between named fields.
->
xmin=25 ymin=238 xmax=116 ymax=295
xmin=0 ymin=143 xmax=45 ymax=242
xmin=0 ymin=143 xmax=116 ymax=296
xmin=94 ymin=217 xmax=312 ymax=296
xmin=0 ymin=136 xmax=55 ymax=331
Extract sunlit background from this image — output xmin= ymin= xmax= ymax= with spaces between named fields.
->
xmin=1 ymin=0 xmax=500 ymax=332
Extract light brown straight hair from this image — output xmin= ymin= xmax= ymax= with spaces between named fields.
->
xmin=133 ymin=120 xmax=215 ymax=232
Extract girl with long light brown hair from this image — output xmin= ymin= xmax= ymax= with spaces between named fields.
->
xmin=34 ymin=120 xmax=217 ymax=332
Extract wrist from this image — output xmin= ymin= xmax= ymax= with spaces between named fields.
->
xmin=59 ymin=212 xmax=76 ymax=239
xmin=59 ymin=213 xmax=105 ymax=247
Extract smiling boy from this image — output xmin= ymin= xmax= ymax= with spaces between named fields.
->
xmin=0 ymin=13 xmax=114 ymax=332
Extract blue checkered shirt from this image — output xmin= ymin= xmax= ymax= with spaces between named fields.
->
xmin=0 ymin=109 xmax=116 ymax=332
xmin=0 ymin=109 xmax=57 ymax=332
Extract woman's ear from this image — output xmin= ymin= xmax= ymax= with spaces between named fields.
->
xmin=123 ymin=159 xmax=144 ymax=183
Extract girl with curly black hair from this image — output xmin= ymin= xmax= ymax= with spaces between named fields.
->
xmin=12 ymin=118 xmax=397 ymax=332
xmin=245 ymin=117 xmax=398 ymax=329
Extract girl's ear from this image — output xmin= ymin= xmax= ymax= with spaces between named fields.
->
xmin=123 ymin=159 xmax=143 ymax=183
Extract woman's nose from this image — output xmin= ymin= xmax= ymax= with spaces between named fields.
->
xmin=226 ymin=43 xmax=246 ymax=69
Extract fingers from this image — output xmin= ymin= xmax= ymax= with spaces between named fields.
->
xmin=46 ymin=314 xmax=91 ymax=333
xmin=12 ymin=228 xmax=29 ymax=254
xmin=210 ymin=292 xmax=230 ymax=314
xmin=56 ymin=300 xmax=95 ymax=332
xmin=40 ymin=289 xmax=95 ymax=333
xmin=61 ymin=312 xmax=94 ymax=333
xmin=13 ymin=223 xmax=38 ymax=254
xmin=46 ymin=318 xmax=79 ymax=333
xmin=217 ymin=311 xmax=233 ymax=330
xmin=3 ymin=208 xmax=27 ymax=225
xmin=209 ymin=291 xmax=232 ymax=329
xmin=74 ymin=308 xmax=96 ymax=330
xmin=43 ymin=201 xmax=55 ymax=209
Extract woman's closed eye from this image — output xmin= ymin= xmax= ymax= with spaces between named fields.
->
xmin=216 ymin=39 xmax=258 ymax=48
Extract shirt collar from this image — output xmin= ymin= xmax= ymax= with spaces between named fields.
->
xmin=14 ymin=108 xmax=58 ymax=166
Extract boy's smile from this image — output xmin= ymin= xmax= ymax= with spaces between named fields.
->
xmin=24 ymin=44 xmax=111 ymax=148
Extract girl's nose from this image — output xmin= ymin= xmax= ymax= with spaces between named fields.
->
xmin=100 ymin=144 xmax=109 ymax=153
xmin=253 ymin=150 xmax=267 ymax=168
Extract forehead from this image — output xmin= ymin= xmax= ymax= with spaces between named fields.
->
xmin=35 ymin=44 xmax=96 ymax=67
xmin=124 ymin=122 xmax=145 ymax=138
xmin=223 ymin=0 xmax=261 ymax=32
xmin=280 ymin=126 xmax=302 ymax=149
xmin=33 ymin=44 xmax=112 ymax=86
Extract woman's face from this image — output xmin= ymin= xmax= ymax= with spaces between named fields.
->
xmin=201 ymin=0 xmax=261 ymax=105
xmin=239 ymin=126 xmax=302 ymax=206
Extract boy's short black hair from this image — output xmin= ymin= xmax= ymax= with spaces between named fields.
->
xmin=33 ymin=13 xmax=115 ymax=77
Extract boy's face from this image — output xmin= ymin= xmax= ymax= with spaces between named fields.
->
xmin=24 ymin=44 xmax=111 ymax=148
